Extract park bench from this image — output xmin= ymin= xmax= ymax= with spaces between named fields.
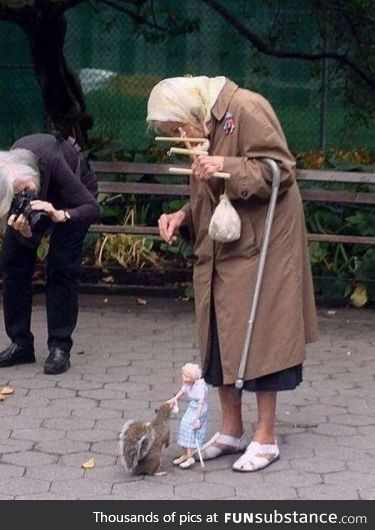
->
xmin=90 ymin=161 xmax=375 ymax=246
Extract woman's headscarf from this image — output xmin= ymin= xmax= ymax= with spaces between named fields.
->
xmin=147 ymin=76 xmax=226 ymax=134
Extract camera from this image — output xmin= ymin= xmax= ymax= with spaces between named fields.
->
xmin=10 ymin=190 xmax=53 ymax=235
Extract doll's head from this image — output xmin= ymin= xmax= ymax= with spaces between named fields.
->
xmin=182 ymin=363 xmax=201 ymax=385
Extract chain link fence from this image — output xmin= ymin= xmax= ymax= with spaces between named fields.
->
xmin=0 ymin=1 xmax=373 ymax=154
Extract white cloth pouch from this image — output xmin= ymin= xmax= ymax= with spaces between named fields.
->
xmin=208 ymin=193 xmax=241 ymax=243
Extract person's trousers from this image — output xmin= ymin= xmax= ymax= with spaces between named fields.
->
xmin=1 ymin=223 xmax=87 ymax=353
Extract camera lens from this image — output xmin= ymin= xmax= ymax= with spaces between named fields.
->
xmin=28 ymin=211 xmax=53 ymax=234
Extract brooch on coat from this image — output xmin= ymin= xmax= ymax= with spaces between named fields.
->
xmin=223 ymin=112 xmax=235 ymax=135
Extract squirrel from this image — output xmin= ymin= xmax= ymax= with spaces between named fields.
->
xmin=119 ymin=401 xmax=173 ymax=475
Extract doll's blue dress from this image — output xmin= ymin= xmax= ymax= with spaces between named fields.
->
xmin=177 ymin=378 xmax=208 ymax=448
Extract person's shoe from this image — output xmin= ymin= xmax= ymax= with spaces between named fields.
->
xmin=0 ymin=343 xmax=35 ymax=367
xmin=179 ymin=457 xmax=195 ymax=469
xmin=173 ymin=455 xmax=190 ymax=466
xmin=197 ymin=432 xmax=251 ymax=460
xmin=44 ymin=347 xmax=70 ymax=375
xmin=232 ymin=439 xmax=280 ymax=472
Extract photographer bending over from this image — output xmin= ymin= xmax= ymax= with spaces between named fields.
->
xmin=0 ymin=133 xmax=100 ymax=374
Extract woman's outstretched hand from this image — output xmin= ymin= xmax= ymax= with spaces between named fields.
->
xmin=158 ymin=209 xmax=186 ymax=245
xmin=191 ymin=155 xmax=224 ymax=181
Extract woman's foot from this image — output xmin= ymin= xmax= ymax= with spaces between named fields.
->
xmin=232 ymin=439 xmax=280 ymax=472
xmin=198 ymin=432 xmax=250 ymax=460
xmin=179 ymin=457 xmax=195 ymax=469
xmin=173 ymin=454 xmax=189 ymax=466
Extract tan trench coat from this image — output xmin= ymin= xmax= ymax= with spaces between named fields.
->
xmin=181 ymin=80 xmax=318 ymax=384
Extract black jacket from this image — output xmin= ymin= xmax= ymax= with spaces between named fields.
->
xmin=12 ymin=133 xmax=100 ymax=225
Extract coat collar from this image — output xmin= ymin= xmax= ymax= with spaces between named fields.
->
xmin=210 ymin=79 xmax=239 ymax=122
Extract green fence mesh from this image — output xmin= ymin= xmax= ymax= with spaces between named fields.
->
xmin=0 ymin=1 xmax=373 ymax=154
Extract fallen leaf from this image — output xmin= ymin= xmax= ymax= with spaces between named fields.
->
xmin=350 ymin=284 xmax=368 ymax=308
xmin=82 ymin=457 xmax=96 ymax=469
xmin=0 ymin=386 xmax=14 ymax=395
xmin=137 ymin=298 xmax=147 ymax=305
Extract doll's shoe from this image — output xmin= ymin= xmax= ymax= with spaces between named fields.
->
xmin=232 ymin=439 xmax=280 ymax=472
xmin=173 ymin=455 xmax=189 ymax=466
xmin=198 ymin=432 xmax=250 ymax=460
xmin=179 ymin=457 xmax=195 ymax=469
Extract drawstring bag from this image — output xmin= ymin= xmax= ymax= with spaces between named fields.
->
xmin=208 ymin=192 xmax=241 ymax=243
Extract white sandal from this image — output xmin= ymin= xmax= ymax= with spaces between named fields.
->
xmin=198 ymin=432 xmax=250 ymax=460
xmin=173 ymin=455 xmax=189 ymax=466
xmin=179 ymin=457 xmax=195 ymax=469
xmin=232 ymin=440 xmax=280 ymax=472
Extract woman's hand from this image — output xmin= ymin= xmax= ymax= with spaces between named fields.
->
xmin=191 ymin=155 xmax=224 ymax=181
xmin=158 ymin=209 xmax=186 ymax=245
xmin=8 ymin=214 xmax=32 ymax=238
xmin=30 ymin=200 xmax=65 ymax=223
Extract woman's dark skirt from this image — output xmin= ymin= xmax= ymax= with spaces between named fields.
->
xmin=204 ymin=305 xmax=302 ymax=392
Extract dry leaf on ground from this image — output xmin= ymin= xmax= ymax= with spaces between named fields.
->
xmin=0 ymin=386 xmax=14 ymax=395
xmin=350 ymin=284 xmax=368 ymax=308
xmin=137 ymin=298 xmax=147 ymax=305
xmin=82 ymin=457 xmax=96 ymax=469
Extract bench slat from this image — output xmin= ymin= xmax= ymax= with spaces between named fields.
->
xmin=308 ymin=234 xmax=375 ymax=245
xmin=98 ymin=183 xmax=375 ymax=204
xmin=89 ymin=224 xmax=159 ymax=235
xmin=98 ymin=181 xmax=190 ymax=196
xmin=300 ymin=189 xmax=375 ymax=205
xmin=297 ymin=169 xmax=375 ymax=184
xmin=89 ymin=225 xmax=375 ymax=245
xmin=92 ymin=161 xmax=187 ymax=175
xmin=92 ymin=162 xmax=375 ymax=185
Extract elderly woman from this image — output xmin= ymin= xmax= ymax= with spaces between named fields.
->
xmin=147 ymin=76 xmax=318 ymax=472
xmin=0 ymin=133 xmax=100 ymax=374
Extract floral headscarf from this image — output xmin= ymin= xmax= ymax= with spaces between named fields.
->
xmin=147 ymin=76 xmax=226 ymax=134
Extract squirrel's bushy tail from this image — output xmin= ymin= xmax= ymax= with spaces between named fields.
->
xmin=119 ymin=420 xmax=155 ymax=471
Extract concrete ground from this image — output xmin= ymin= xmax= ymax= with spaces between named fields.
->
xmin=0 ymin=294 xmax=374 ymax=500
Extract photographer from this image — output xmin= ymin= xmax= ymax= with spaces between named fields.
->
xmin=0 ymin=133 xmax=100 ymax=374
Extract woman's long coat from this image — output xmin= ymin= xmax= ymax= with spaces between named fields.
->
xmin=182 ymin=80 xmax=318 ymax=384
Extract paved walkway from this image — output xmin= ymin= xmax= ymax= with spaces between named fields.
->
xmin=0 ymin=294 xmax=374 ymax=500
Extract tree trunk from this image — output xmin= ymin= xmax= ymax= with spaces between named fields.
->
xmin=20 ymin=3 xmax=92 ymax=147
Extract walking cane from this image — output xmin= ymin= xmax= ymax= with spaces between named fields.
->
xmin=234 ymin=158 xmax=281 ymax=396
xmin=194 ymin=432 xmax=205 ymax=470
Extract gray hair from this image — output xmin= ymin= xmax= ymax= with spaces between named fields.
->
xmin=182 ymin=363 xmax=202 ymax=380
xmin=0 ymin=148 xmax=40 ymax=218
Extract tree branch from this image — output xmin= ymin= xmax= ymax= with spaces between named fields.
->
xmin=98 ymin=0 xmax=164 ymax=30
xmin=98 ymin=0 xmax=191 ymax=34
xmin=201 ymin=0 xmax=375 ymax=89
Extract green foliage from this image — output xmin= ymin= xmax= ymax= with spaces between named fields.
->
xmin=301 ymin=150 xmax=375 ymax=305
